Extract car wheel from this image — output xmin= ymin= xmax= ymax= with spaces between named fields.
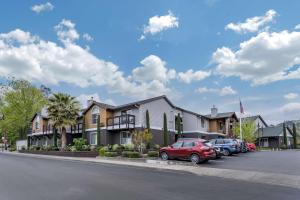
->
xmin=223 ymin=149 xmax=230 ymax=156
xmin=160 ymin=152 xmax=169 ymax=161
xmin=190 ymin=154 xmax=200 ymax=164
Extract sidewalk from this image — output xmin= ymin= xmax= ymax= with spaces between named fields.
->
xmin=2 ymin=151 xmax=300 ymax=190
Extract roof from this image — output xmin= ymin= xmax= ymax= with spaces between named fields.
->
xmin=242 ymin=115 xmax=268 ymax=127
xmin=204 ymin=112 xmax=237 ymax=120
xmin=259 ymin=126 xmax=293 ymax=138
xmin=82 ymin=95 xmax=207 ymax=118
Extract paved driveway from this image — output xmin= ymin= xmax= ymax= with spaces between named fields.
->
xmin=0 ymin=153 xmax=299 ymax=200
xmin=203 ymin=150 xmax=300 ymax=176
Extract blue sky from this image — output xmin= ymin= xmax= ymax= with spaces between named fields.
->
xmin=1 ymin=0 xmax=300 ymax=124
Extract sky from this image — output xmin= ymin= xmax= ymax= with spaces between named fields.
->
xmin=0 ymin=0 xmax=300 ymax=125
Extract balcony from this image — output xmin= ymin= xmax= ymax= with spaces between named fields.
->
xmin=106 ymin=114 xmax=135 ymax=130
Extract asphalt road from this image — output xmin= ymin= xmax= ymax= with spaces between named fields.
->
xmin=204 ymin=150 xmax=300 ymax=176
xmin=0 ymin=153 xmax=299 ymax=200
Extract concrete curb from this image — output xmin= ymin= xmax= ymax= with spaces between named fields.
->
xmin=2 ymin=152 xmax=300 ymax=190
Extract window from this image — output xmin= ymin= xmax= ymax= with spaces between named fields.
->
xmin=172 ymin=141 xmax=183 ymax=148
xmin=218 ymin=121 xmax=224 ymax=131
xmin=182 ymin=141 xmax=195 ymax=147
xmin=215 ymin=139 xmax=224 ymax=144
xmin=90 ymin=132 xmax=97 ymax=145
xmin=201 ymin=118 xmax=205 ymax=128
xmin=121 ymin=110 xmax=127 ymax=123
xmin=35 ymin=116 xmax=40 ymax=129
xmin=120 ymin=132 xmax=131 ymax=144
xmin=92 ymin=106 xmax=100 ymax=124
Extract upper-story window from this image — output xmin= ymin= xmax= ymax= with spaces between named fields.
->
xmin=92 ymin=106 xmax=100 ymax=124
xmin=201 ymin=117 xmax=205 ymax=128
xmin=35 ymin=115 xmax=40 ymax=129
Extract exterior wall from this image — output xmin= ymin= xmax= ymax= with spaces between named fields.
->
xmin=32 ymin=115 xmax=48 ymax=133
xmin=138 ymin=98 xmax=181 ymax=131
xmin=182 ymin=112 xmax=209 ymax=132
xmin=84 ymin=105 xmax=108 ymax=129
xmin=208 ymin=117 xmax=237 ymax=135
xmin=209 ymin=120 xmax=218 ymax=132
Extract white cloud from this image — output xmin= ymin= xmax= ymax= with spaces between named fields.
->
xmin=132 ymin=55 xmax=176 ymax=83
xmin=280 ymin=102 xmax=300 ymax=112
xmin=225 ymin=9 xmax=277 ymax=34
xmin=195 ymin=86 xmax=237 ymax=96
xmin=295 ymin=24 xmax=300 ymax=30
xmin=284 ymin=93 xmax=298 ymax=100
xmin=31 ymin=2 xmax=54 ymax=14
xmin=76 ymin=93 xmax=116 ymax=108
xmin=213 ymin=30 xmax=300 ymax=85
xmin=220 ymin=86 xmax=237 ymax=96
xmin=0 ymin=22 xmax=175 ymax=99
xmin=140 ymin=11 xmax=179 ymax=40
xmin=178 ymin=69 xmax=211 ymax=84
xmin=55 ymin=19 xmax=80 ymax=43
xmin=83 ymin=33 xmax=93 ymax=41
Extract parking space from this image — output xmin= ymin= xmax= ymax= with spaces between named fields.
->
xmin=202 ymin=150 xmax=300 ymax=176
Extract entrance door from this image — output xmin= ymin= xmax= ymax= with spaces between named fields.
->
xmin=262 ymin=138 xmax=269 ymax=147
xmin=120 ymin=131 xmax=132 ymax=144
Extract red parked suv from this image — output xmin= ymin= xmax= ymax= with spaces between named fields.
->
xmin=159 ymin=139 xmax=216 ymax=164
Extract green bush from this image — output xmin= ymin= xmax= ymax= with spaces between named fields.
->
xmin=9 ymin=146 xmax=16 ymax=152
xmin=99 ymin=146 xmax=108 ymax=156
xmin=104 ymin=151 xmax=118 ymax=157
xmin=122 ymin=151 xmax=141 ymax=158
xmin=147 ymin=151 xmax=159 ymax=157
xmin=123 ymin=144 xmax=135 ymax=151
xmin=73 ymin=138 xmax=87 ymax=151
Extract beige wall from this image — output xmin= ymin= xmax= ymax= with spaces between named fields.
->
xmin=84 ymin=106 xmax=113 ymax=129
xmin=32 ymin=115 xmax=48 ymax=133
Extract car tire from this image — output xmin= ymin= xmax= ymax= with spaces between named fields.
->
xmin=223 ymin=149 xmax=230 ymax=156
xmin=190 ymin=154 xmax=200 ymax=164
xmin=160 ymin=152 xmax=169 ymax=161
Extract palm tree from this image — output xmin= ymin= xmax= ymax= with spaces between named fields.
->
xmin=47 ymin=93 xmax=80 ymax=150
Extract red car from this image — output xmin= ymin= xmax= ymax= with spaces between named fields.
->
xmin=247 ymin=143 xmax=256 ymax=151
xmin=159 ymin=139 xmax=216 ymax=164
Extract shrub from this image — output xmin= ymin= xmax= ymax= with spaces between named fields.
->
xmin=104 ymin=151 xmax=118 ymax=157
xmin=73 ymin=138 xmax=87 ymax=151
xmin=122 ymin=151 xmax=141 ymax=158
xmin=9 ymin=146 xmax=16 ymax=152
xmin=147 ymin=151 xmax=159 ymax=157
xmin=123 ymin=144 xmax=135 ymax=151
xmin=99 ymin=146 xmax=108 ymax=156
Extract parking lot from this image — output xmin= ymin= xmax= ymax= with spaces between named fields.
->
xmin=203 ymin=150 xmax=300 ymax=176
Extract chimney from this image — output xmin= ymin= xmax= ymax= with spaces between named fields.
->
xmin=211 ymin=105 xmax=218 ymax=117
xmin=87 ymin=96 xmax=94 ymax=107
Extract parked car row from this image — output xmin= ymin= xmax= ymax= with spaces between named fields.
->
xmin=159 ymin=138 xmax=256 ymax=164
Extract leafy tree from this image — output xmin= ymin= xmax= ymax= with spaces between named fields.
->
xmin=132 ymin=129 xmax=153 ymax=153
xmin=283 ymin=122 xmax=287 ymax=146
xmin=47 ymin=93 xmax=80 ymax=150
xmin=292 ymin=123 xmax=298 ymax=149
xmin=97 ymin=115 xmax=101 ymax=146
xmin=176 ymin=113 xmax=182 ymax=137
xmin=82 ymin=117 xmax=86 ymax=140
xmin=0 ymin=79 xmax=46 ymax=143
xmin=146 ymin=110 xmax=150 ymax=131
xmin=233 ymin=120 xmax=256 ymax=142
xmin=163 ymin=113 xmax=168 ymax=146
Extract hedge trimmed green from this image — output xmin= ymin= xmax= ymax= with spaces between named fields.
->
xmin=122 ymin=151 xmax=141 ymax=158
xmin=99 ymin=146 xmax=108 ymax=156
xmin=104 ymin=151 xmax=118 ymax=157
xmin=147 ymin=151 xmax=159 ymax=157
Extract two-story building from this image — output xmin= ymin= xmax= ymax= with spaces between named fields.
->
xmin=204 ymin=106 xmax=238 ymax=137
xmin=28 ymin=96 xmax=213 ymax=147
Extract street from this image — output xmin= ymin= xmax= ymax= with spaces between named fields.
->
xmin=0 ymin=153 xmax=299 ymax=200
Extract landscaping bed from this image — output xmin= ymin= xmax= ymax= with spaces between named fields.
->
xmin=18 ymin=150 xmax=99 ymax=157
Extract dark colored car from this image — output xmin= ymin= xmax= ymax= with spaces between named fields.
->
xmin=210 ymin=139 xmax=239 ymax=156
xmin=235 ymin=139 xmax=248 ymax=153
xmin=159 ymin=139 xmax=216 ymax=164
xmin=204 ymin=141 xmax=223 ymax=159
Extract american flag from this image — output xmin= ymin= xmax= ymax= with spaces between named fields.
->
xmin=240 ymin=99 xmax=244 ymax=114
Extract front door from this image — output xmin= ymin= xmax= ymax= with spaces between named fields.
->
xmin=120 ymin=131 xmax=132 ymax=144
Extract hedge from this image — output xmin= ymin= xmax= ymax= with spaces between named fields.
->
xmin=122 ymin=151 xmax=141 ymax=158
xmin=147 ymin=151 xmax=159 ymax=157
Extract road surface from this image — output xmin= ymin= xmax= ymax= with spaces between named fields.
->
xmin=0 ymin=153 xmax=299 ymax=200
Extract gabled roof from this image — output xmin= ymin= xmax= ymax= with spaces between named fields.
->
xmin=204 ymin=112 xmax=237 ymax=120
xmin=81 ymin=101 xmax=116 ymax=114
xmin=242 ymin=115 xmax=268 ymax=127
xmin=259 ymin=125 xmax=293 ymax=138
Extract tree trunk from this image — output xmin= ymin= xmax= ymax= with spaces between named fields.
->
xmin=61 ymin=127 xmax=67 ymax=150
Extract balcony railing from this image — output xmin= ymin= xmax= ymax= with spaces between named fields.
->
xmin=106 ymin=114 xmax=135 ymax=130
